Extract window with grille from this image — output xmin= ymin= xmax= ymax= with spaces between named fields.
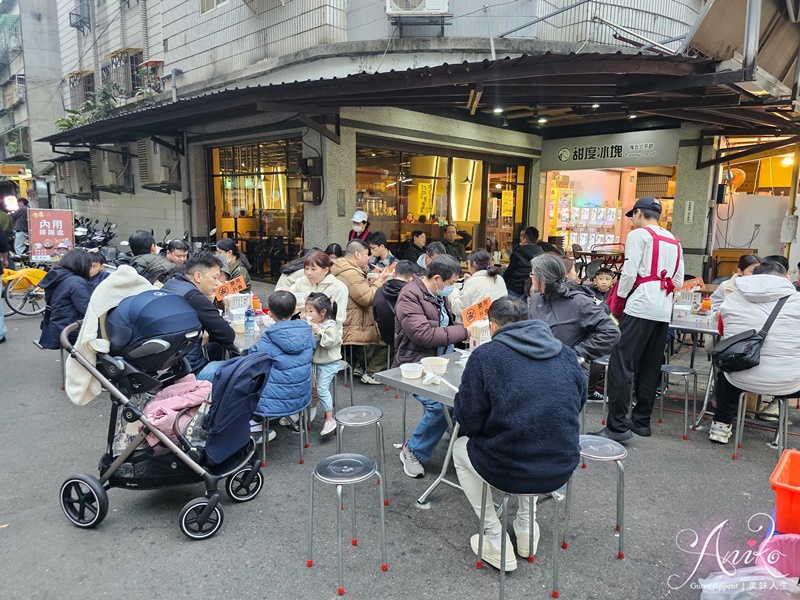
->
xmin=68 ymin=72 xmax=94 ymax=109
xmin=110 ymin=50 xmax=143 ymax=98
xmin=200 ymin=0 xmax=229 ymax=15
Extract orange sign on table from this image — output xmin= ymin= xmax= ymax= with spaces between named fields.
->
xmin=462 ymin=297 xmax=492 ymax=327
xmin=215 ymin=276 xmax=247 ymax=301
xmin=679 ymin=277 xmax=705 ymax=292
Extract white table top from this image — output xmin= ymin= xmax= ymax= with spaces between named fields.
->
xmin=375 ymin=351 xmax=468 ymax=407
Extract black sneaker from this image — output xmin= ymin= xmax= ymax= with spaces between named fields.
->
xmin=587 ymin=391 xmax=604 ymax=403
xmin=589 ymin=427 xmax=633 ymax=442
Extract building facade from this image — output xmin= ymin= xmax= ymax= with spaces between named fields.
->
xmin=48 ymin=0 xmax=796 ymax=279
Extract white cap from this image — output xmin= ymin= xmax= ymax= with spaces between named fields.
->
xmin=351 ymin=210 xmax=368 ymax=223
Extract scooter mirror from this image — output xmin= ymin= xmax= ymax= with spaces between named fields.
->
xmin=110 ymin=224 xmax=117 ymax=229
xmin=165 ymin=228 xmax=171 ymax=236
xmin=194 ymin=241 xmax=202 ymax=249
xmin=209 ymin=228 xmax=217 ymax=236
xmin=120 ymin=240 xmax=130 ymax=247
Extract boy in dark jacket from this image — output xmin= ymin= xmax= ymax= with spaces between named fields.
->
xmin=249 ymin=290 xmax=315 ymax=427
xmin=453 ymin=296 xmax=586 ymax=571
xmin=395 ymin=255 xmax=469 ymax=478
xmin=502 ymin=227 xmax=543 ymax=297
xmin=373 ymin=260 xmax=416 ymax=346
xmin=588 ymin=267 xmax=614 ymax=303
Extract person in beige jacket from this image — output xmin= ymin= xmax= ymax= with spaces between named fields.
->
xmin=451 ymin=249 xmax=508 ymax=321
xmin=331 ymin=240 xmax=391 ymax=384
xmin=289 ymin=250 xmax=349 ymax=327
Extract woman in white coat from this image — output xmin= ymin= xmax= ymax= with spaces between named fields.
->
xmin=288 ymin=250 xmax=349 ymax=327
xmin=451 ymin=248 xmax=508 ymax=322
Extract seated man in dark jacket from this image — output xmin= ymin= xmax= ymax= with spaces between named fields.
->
xmin=373 ymin=260 xmax=416 ymax=346
xmin=441 ymin=224 xmax=472 ymax=261
xmin=502 ymin=227 xmax=543 ymax=297
xmin=395 ymin=255 xmax=469 ymax=478
xmin=161 ymin=252 xmax=234 ymax=377
xmin=453 ymin=296 xmax=586 ymax=571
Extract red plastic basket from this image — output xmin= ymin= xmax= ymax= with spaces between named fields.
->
xmin=770 ymin=449 xmax=800 ymax=535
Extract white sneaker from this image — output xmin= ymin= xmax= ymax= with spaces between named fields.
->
xmin=308 ymin=406 xmax=317 ymax=423
xmin=278 ymin=415 xmax=299 ymax=427
xmin=360 ymin=373 xmax=382 ymax=385
xmin=513 ymin=519 xmax=541 ymax=558
xmin=757 ymin=399 xmax=780 ymax=422
xmin=321 ymin=419 xmax=337 ymax=436
xmin=249 ymin=419 xmax=264 ymax=433
xmin=470 ymin=533 xmax=518 ymax=572
xmin=709 ymin=421 xmax=732 ymax=444
xmin=399 ymin=446 xmax=425 ymax=478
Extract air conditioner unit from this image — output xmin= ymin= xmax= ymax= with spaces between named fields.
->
xmin=58 ymin=159 xmax=93 ymax=198
xmin=386 ymin=0 xmax=448 ymax=16
xmin=137 ymin=138 xmax=181 ymax=192
xmin=91 ymin=148 xmax=132 ymax=193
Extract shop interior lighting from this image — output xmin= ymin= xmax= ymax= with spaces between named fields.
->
xmin=493 ymin=107 xmax=503 ymax=113
xmin=537 ymin=116 xmax=548 ymax=124
xmin=627 ymin=113 xmax=637 ymax=119
xmin=782 ymin=156 xmax=793 ymax=167
xmin=495 ymin=183 xmax=502 ymax=189
xmin=591 ymin=103 xmax=600 ymax=109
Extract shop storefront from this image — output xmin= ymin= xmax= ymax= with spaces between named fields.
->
xmin=540 ymin=129 xmax=681 ymax=251
xmin=355 ymin=136 xmax=529 ymax=259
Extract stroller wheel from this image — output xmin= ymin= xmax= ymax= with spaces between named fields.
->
xmin=179 ymin=497 xmax=224 ymax=540
xmin=225 ymin=467 xmax=264 ymax=503
xmin=60 ymin=474 xmax=109 ymax=529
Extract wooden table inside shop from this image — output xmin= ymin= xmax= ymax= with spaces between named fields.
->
xmin=376 ymin=351 xmax=467 ymax=505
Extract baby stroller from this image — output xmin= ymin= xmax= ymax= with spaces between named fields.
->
xmin=58 ymin=290 xmax=269 ymax=540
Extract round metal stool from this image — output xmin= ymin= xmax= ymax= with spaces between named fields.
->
xmin=659 ymin=364 xmax=698 ymax=440
xmin=307 ymin=453 xmax=388 ymax=596
xmin=335 ymin=405 xmax=387 ymax=505
xmin=564 ymin=435 xmax=627 ymax=560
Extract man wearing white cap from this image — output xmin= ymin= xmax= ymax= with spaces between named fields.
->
xmin=593 ymin=196 xmax=683 ymax=442
xmin=348 ymin=210 xmax=372 ymax=244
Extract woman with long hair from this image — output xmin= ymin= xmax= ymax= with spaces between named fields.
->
xmin=38 ymin=248 xmax=95 ymax=348
xmin=288 ymin=250 xmax=348 ymax=326
xmin=215 ymin=237 xmax=251 ymax=292
xmin=451 ymin=249 xmax=507 ymax=321
xmin=709 ymin=254 xmax=761 ymax=311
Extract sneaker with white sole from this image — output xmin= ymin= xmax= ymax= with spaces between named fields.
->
xmin=250 ymin=419 xmax=264 ymax=433
xmin=587 ymin=391 xmax=604 ymax=403
xmin=709 ymin=421 xmax=732 ymax=444
xmin=399 ymin=446 xmax=425 ymax=478
xmin=470 ymin=533 xmax=518 ymax=572
xmin=308 ymin=406 xmax=317 ymax=423
xmin=360 ymin=373 xmax=382 ymax=385
xmin=513 ymin=519 xmax=540 ymax=558
xmin=757 ymin=399 xmax=780 ymax=422
xmin=353 ymin=367 xmax=364 ymax=379
xmin=321 ymin=419 xmax=337 ymax=436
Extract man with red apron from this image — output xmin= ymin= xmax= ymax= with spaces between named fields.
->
xmin=595 ymin=197 xmax=684 ymax=442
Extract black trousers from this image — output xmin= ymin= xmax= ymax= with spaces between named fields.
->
xmin=714 ymin=372 xmax=743 ymax=424
xmin=606 ymin=315 xmax=669 ymax=432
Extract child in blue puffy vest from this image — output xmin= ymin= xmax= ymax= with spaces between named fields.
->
xmin=249 ymin=290 xmax=315 ymax=432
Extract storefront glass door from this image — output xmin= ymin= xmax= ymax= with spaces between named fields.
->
xmin=484 ymin=164 xmax=526 ymax=260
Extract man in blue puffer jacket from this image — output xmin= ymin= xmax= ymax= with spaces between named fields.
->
xmin=249 ymin=290 xmax=315 ymax=426
xmin=453 ymin=296 xmax=586 ymax=572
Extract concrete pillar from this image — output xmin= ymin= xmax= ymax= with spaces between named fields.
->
xmin=528 ymin=159 xmax=543 ymax=229
xmin=672 ymin=123 xmax=718 ymax=278
xmin=304 ymin=127 xmax=356 ymax=250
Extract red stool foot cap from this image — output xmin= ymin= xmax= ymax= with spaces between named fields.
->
xmin=618 ymin=552 xmax=625 ymax=560
xmin=475 ymin=561 xmax=482 ymax=569
xmin=737 ymin=443 xmax=742 ymax=448
xmin=300 ymin=459 xmax=305 ymax=464
xmin=683 ymin=435 xmax=688 ymax=440
xmin=601 ymin=420 xmax=606 ymax=425
xmin=381 ymin=564 xmax=388 ymax=571
xmin=352 ymin=539 xmax=358 ymax=546
xmin=732 ymin=455 xmax=738 ymax=460
xmin=528 ymin=556 xmax=535 ymax=563
xmin=562 ymin=542 xmax=568 ymax=549
xmin=338 ymin=587 xmax=345 ymax=596
xmin=384 ymin=499 xmax=389 ymax=506
xmin=552 ymin=591 xmax=559 ymax=598
xmin=615 ymin=524 xmax=620 ymax=531
xmin=581 ymin=463 xmax=587 ymax=469
xmin=658 ymin=419 xmax=663 ymax=424
xmin=307 ymin=559 xmax=313 ymax=567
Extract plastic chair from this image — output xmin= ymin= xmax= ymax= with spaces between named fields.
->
xmin=307 ymin=453 xmax=388 ymax=596
xmin=659 ymin=364 xmax=698 ymax=440
xmin=563 ymin=435 xmax=627 ymax=559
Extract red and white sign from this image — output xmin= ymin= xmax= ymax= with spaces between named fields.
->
xmin=28 ymin=209 xmax=74 ymax=263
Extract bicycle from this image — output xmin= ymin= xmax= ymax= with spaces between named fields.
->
xmin=2 ymin=265 xmax=47 ymax=316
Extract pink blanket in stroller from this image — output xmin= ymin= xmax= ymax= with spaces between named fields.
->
xmin=141 ymin=375 xmax=212 ymax=449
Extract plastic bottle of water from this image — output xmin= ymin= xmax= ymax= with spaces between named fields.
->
xmin=244 ymin=308 xmax=256 ymax=337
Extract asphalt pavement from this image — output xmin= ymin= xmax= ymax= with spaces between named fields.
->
xmin=0 ymin=304 xmax=795 ymax=600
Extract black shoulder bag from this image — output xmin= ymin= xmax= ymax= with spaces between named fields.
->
xmin=711 ymin=296 xmax=788 ymax=373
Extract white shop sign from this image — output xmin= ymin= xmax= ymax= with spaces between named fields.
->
xmin=541 ymin=129 xmax=680 ymax=171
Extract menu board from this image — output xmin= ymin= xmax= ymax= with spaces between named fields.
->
xmin=28 ymin=209 xmax=74 ymax=262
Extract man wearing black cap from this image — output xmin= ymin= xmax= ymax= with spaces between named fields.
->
xmin=593 ymin=197 xmax=684 ymax=442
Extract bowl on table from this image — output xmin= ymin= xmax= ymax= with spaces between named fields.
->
xmin=400 ymin=363 xmax=423 ymax=379
xmin=420 ymin=356 xmax=448 ymax=375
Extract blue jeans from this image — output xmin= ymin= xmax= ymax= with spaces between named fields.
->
xmin=314 ymin=361 xmax=339 ymax=413
xmin=14 ymin=231 xmax=25 ymax=255
xmin=195 ymin=360 xmax=224 ymax=381
xmin=406 ymin=394 xmax=454 ymax=464
xmin=0 ymin=302 xmax=6 ymax=339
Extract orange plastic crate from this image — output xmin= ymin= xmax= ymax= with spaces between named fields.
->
xmin=771 ymin=449 xmax=800 ymax=534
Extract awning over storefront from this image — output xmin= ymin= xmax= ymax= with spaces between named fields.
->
xmin=40 ymin=49 xmax=800 ymax=150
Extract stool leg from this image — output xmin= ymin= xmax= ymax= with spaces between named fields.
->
xmin=60 ymin=348 xmax=66 ymax=391
xmin=602 ymin=363 xmax=608 ymax=425
xmin=336 ymin=424 xmax=343 ymax=454
xmin=332 ymin=376 xmax=337 ymax=411
xmin=336 ymin=484 xmax=345 ymax=596
xmin=377 ymin=471 xmax=388 ymax=571
xmin=552 ymin=492 xmax=561 ymax=598
xmin=351 ymin=483 xmax=357 ymax=546
xmin=261 ymin=421 xmax=268 ymax=468
xmin=349 ymin=366 xmax=354 ymax=406
xmin=562 ymin=479 xmax=572 ymax=550
xmin=377 ymin=421 xmax=388 ymax=505
xmin=658 ymin=371 xmax=665 ymax=424
xmin=300 ymin=411 xmax=306 ymax=464
xmin=499 ymin=493 xmax=510 ymax=600
xmin=307 ymin=471 xmax=315 ymax=567
xmin=691 ymin=373 xmax=698 ymax=431
xmin=682 ymin=375 xmax=689 ymax=440
xmin=733 ymin=392 xmax=746 ymax=460
xmin=616 ymin=459 xmax=625 ymax=559
xmin=476 ymin=482 xmax=488 ymax=569
xmin=580 ymin=403 xmax=585 ymax=436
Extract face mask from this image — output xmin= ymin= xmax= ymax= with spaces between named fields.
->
xmin=437 ymin=283 xmax=455 ymax=298
xmin=352 ymin=224 xmax=364 ymax=233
